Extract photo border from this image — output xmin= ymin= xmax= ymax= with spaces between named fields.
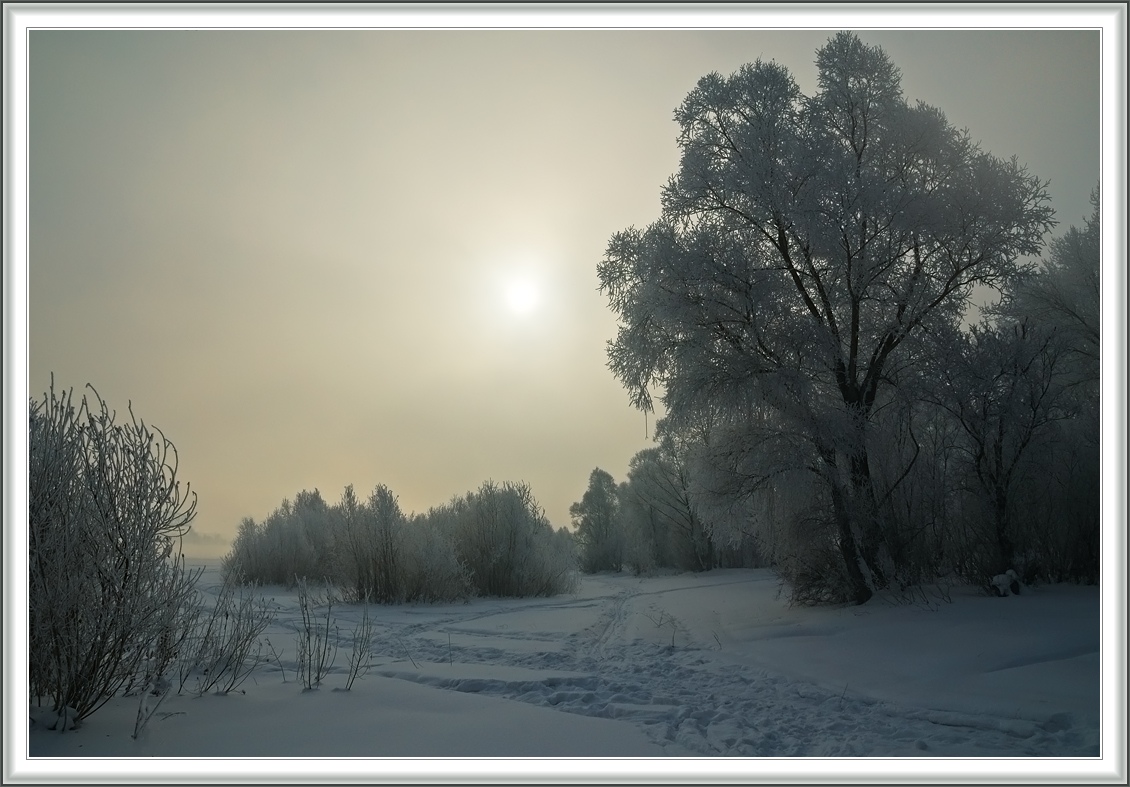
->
xmin=4 ymin=2 xmax=1125 ymax=784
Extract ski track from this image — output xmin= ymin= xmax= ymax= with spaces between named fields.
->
xmin=306 ymin=583 xmax=1103 ymax=758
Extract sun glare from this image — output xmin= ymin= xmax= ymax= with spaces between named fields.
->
xmin=505 ymin=280 xmax=539 ymax=315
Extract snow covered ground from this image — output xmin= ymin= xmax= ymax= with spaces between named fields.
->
xmin=18 ymin=562 xmax=1119 ymax=783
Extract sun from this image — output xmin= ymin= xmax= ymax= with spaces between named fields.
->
xmin=505 ymin=280 xmax=539 ymax=316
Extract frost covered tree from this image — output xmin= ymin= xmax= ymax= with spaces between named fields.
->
xmin=329 ymin=481 xmax=406 ymax=601
xmin=570 ymin=468 xmax=624 ymax=573
xmin=598 ymin=32 xmax=1054 ymax=603
xmin=621 ymin=439 xmax=714 ymax=571
xmin=971 ymin=195 xmax=1101 ymax=583
xmin=222 ymin=489 xmax=330 ymax=587
xmin=400 ymin=512 xmax=471 ymax=602
xmin=364 ymin=484 xmax=407 ymax=602
xmin=618 ymin=477 xmax=664 ymax=575
xmin=291 ymin=488 xmax=334 ymax=579
xmin=444 ymin=480 xmax=578 ymax=597
xmin=333 ymin=484 xmax=407 ymax=603
xmin=995 ymin=188 xmax=1099 ymax=386
xmin=930 ymin=320 xmax=1075 ymax=578
xmin=334 ymin=484 xmax=368 ymax=598
xmin=29 ymin=379 xmax=200 ymax=726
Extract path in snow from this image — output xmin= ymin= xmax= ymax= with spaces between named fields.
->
xmin=346 ymin=572 xmax=1098 ymax=758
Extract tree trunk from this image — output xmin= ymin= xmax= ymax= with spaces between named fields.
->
xmin=994 ymin=486 xmax=1014 ymax=574
xmin=849 ymin=449 xmax=888 ymax=589
xmin=828 ymin=482 xmax=874 ymax=605
xmin=819 ymin=407 xmax=890 ymax=603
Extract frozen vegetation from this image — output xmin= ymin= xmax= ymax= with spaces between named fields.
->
xmin=25 ymin=561 xmax=1103 ymax=781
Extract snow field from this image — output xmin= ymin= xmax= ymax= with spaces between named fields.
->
xmin=366 ymin=571 xmax=1098 ymax=758
xmin=24 ymin=563 xmax=1105 ymax=781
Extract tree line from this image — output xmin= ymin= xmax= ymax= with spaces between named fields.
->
xmin=223 ymin=480 xmax=578 ymax=602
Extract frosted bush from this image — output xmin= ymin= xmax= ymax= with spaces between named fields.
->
xmin=435 ymin=481 xmax=579 ymax=598
xmin=400 ymin=515 xmax=470 ymax=602
xmin=334 ymin=485 xmax=407 ymax=603
xmin=29 ymin=379 xmax=200 ymax=726
xmin=221 ymin=492 xmax=327 ymax=588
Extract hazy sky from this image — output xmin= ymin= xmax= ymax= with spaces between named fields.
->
xmin=26 ymin=20 xmax=1101 ymax=557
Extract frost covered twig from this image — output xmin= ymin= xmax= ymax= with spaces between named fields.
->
xmin=394 ymin=634 xmax=419 ymax=669
xmin=132 ymin=676 xmax=171 ymax=739
xmin=643 ymin=610 xmax=680 ymax=647
xmin=343 ymin=608 xmax=374 ymax=691
xmin=179 ymin=579 xmax=275 ymax=696
xmin=296 ymin=579 xmax=339 ymax=690
xmin=265 ymin=638 xmax=288 ymax=683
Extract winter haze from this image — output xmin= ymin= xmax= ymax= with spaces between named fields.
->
xmin=28 ymin=26 xmax=1099 ymax=555
xmin=13 ymin=6 xmax=1125 ymax=783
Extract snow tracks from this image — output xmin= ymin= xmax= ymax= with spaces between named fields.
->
xmin=367 ymin=576 xmax=1098 ymax=757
